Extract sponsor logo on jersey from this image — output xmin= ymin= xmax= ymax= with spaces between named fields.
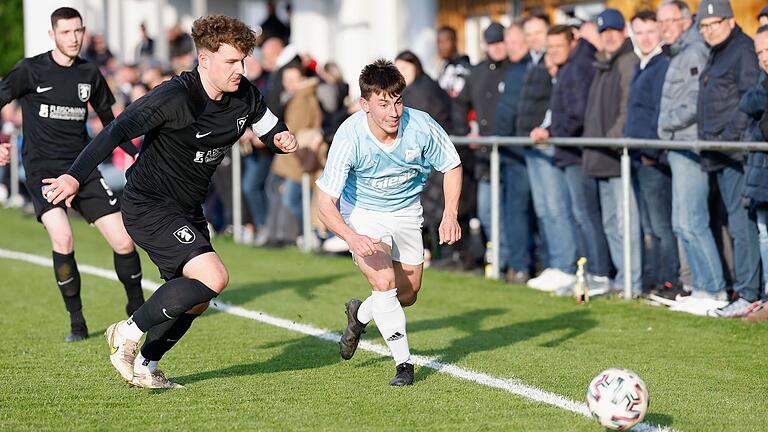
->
xmin=405 ymin=148 xmax=420 ymax=162
xmin=193 ymin=146 xmax=231 ymax=164
xmin=36 ymin=86 xmax=53 ymax=93
xmin=77 ymin=83 xmax=91 ymax=102
xmin=38 ymin=104 xmax=86 ymax=121
xmin=173 ymin=225 xmax=196 ymax=244
xmin=195 ymin=131 xmax=212 ymax=138
xmin=371 ymin=169 xmax=419 ymax=190
xmin=236 ymin=115 xmax=248 ymax=134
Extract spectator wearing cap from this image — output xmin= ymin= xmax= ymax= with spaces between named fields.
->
xmin=530 ymin=23 xmax=613 ymax=294
xmin=517 ymin=15 xmax=580 ymax=292
xmin=657 ymin=0 xmax=713 ymax=304
xmin=759 ymin=6 xmax=768 ymax=27
xmin=453 ymin=22 xmax=511 ymax=271
xmin=697 ymin=0 xmax=761 ymax=318
xmin=582 ymin=8 xmax=643 ymax=296
xmin=493 ymin=23 xmax=536 ymax=283
xmin=624 ymin=11 xmax=678 ymax=296
xmin=743 ymin=24 xmax=768 ymax=321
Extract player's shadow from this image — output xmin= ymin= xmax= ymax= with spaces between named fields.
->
xmin=411 ymin=309 xmax=598 ymax=383
xmin=208 ymin=273 xmax=349 ymax=307
xmin=173 ymin=334 xmax=338 ymax=385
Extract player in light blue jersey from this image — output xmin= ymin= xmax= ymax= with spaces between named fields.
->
xmin=316 ymin=59 xmax=462 ymax=386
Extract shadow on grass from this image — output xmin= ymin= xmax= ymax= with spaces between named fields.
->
xmin=412 ymin=309 xmax=598 ymax=383
xmin=215 ymin=273 xmax=350 ymax=305
xmin=643 ymin=413 xmax=675 ymax=429
xmin=173 ymin=334 xmax=338 ymax=385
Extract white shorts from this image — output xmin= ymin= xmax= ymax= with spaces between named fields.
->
xmin=340 ymin=199 xmax=425 ymax=265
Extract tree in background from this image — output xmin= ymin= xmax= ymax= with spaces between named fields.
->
xmin=0 ymin=0 xmax=23 ymax=77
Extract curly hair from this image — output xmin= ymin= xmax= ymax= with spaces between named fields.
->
xmin=359 ymin=59 xmax=406 ymax=100
xmin=191 ymin=15 xmax=258 ymax=55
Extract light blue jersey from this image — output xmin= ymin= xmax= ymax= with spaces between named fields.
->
xmin=316 ymin=108 xmax=461 ymax=212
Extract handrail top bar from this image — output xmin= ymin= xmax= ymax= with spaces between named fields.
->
xmin=448 ymin=136 xmax=768 ymax=152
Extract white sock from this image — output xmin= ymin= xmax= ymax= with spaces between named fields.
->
xmin=119 ymin=316 xmax=144 ymax=342
xmin=370 ymin=288 xmax=411 ymax=365
xmin=134 ymin=352 xmax=158 ymax=374
xmin=357 ymin=295 xmax=374 ymax=324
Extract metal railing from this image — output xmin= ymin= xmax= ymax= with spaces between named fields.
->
xmin=227 ymin=136 xmax=768 ymax=301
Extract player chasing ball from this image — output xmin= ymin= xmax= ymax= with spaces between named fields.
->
xmin=315 ymin=59 xmax=463 ymax=386
xmin=43 ymin=15 xmax=297 ymax=388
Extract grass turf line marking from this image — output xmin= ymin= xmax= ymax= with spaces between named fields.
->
xmin=0 ymin=248 xmax=674 ymax=432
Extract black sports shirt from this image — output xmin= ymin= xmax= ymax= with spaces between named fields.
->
xmin=0 ymin=51 xmax=132 ymax=174
xmin=67 ymin=68 xmax=287 ymax=212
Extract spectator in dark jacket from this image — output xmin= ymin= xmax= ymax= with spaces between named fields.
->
xmin=437 ymin=26 xmax=471 ymax=100
xmin=453 ymin=22 xmax=510 ymax=272
xmin=745 ymin=25 xmax=768 ymax=318
xmin=532 ymin=22 xmax=611 ymax=291
xmin=582 ymin=8 xmax=643 ymax=295
xmin=493 ymin=23 xmax=534 ymax=283
xmin=395 ymin=50 xmax=456 ymax=264
xmin=520 ymin=18 xmax=580 ymax=293
xmin=697 ymin=0 xmax=761 ymax=317
xmin=657 ymin=0 xmax=715 ymax=305
xmin=624 ymin=11 xmax=678 ymax=294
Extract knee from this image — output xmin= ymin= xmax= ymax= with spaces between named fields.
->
xmin=112 ymin=236 xmax=135 ymax=255
xmin=369 ymin=276 xmax=395 ymax=292
xmin=51 ymin=232 xmax=74 ymax=254
xmin=398 ymin=291 xmax=418 ymax=307
xmin=201 ymin=268 xmax=229 ymax=293
xmin=187 ymin=301 xmax=210 ymax=315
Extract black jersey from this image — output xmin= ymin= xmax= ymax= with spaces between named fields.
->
xmin=0 ymin=51 xmax=116 ymax=174
xmin=67 ymin=69 xmax=287 ymax=212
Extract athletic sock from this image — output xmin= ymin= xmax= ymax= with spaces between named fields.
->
xmin=370 ymin=288 xmax=411 ymax=365
xmin=119 ymin=317 xmax=145 ymax=342
xmin=140 ymin=313 xmax=200 ymax=361
xmin=130 ymin=277 xmax=217 ymax=332
xmin=114 ymin=250 xmax=145 ymax=315
xmin=357 ymin=295 xmax=373 ymax=324
xmin=133 ymin=352 xmax=158 ymax=374
xmin=52 ymin=251 xmax=85 ymax=330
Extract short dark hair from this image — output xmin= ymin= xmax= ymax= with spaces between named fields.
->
xmin=758 ymin=24 xmax=768 ymax=35
xmin=658 ymin=1 xmax=693 ymax=19
xmin=547 ymin=25 xmax=574 ymax=42
xmin=631 ymin=10 xmax=657 ymax=23
xmin=394 ymin=50 xmax=424 ymax=77
xmin=191 ymin=15 xmax=258 ymax=55
xmin=438 ymin=26 xmax=457 ymax=40
xmin=523 ymin=13 xmax=551 ymax=28
xmin=359 ymin=59 xmax=406 ymax=100
xmin=50 ymin=7 xmax=82 ymax=29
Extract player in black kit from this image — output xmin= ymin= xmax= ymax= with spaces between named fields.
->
xmin=44 ymin=15 xmax=297 ymax=388
xmin=0 ymin=7 xmax=144 ymax=342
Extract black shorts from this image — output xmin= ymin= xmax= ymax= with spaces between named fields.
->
xmin=121 ymin=186 xmax=214 ymax=281
xmin=26 ymin=169 xmax=120 ymax=223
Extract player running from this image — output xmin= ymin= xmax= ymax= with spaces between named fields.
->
xmin=316 ymin=59 xmax=462 ymax=386
xmin=43 ymin=15 xmax=297 ymax=388
xmin=0 ymin=7 xmax=144 ymax=342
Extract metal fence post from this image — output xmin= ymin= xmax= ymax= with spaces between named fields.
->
xmin=490 ymin=141 xmax=501 ymax=280
xmin=621 ymin=146 xmax=632 ymax=300
xmin=232 ymin=144 xmax=242 ymax=243
xmin=301 ymin=172 xmax=312 ymax=252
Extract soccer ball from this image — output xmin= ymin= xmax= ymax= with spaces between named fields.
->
xmin=586 ymin=368 xmax=649 ymax=430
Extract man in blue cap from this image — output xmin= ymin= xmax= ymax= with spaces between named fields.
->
xmin=581 ymin=8 xmax=643 ymax=296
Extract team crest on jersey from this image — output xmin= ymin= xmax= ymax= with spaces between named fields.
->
xmin=236 ymin=115 xmax=248 ymax=134
xmin=173 ymin=225 xmax=196 ymax=244
xmin=77 ymin=83 xmax=91 ymax=102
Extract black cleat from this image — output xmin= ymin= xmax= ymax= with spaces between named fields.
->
xmin=339 ymin=299 xmax=367 ymax=360
xmin=389 ymin=362 xmax=414 ymax=386
xmin=65 ymin=324 xmax=89 ymax=343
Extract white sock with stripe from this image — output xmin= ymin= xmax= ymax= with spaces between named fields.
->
xmin=370 ymin=288 xmax=411 ymax=365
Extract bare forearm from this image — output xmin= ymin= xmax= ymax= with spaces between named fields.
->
xmin=317 ymin=194 xmax=357 ymax=241
xmin=442 ymin=165 xmax=462 ymax=217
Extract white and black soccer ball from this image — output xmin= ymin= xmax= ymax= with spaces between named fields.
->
xmin=586 ymin=368 xmax=649 ymax=430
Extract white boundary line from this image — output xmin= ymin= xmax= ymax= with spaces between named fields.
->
xmin=0 ymin=248 xmax=675 ymax=432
